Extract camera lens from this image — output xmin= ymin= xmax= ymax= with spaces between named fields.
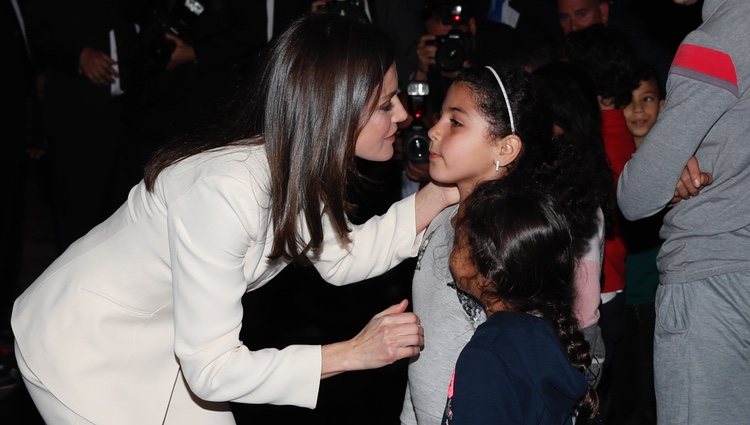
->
xmin=436 ymin=34 xmax=466 ymax=72
xmin=407 ymin=135 xmax=430 ymax=163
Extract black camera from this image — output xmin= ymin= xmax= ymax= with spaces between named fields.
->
xmin=401 ymin=81 xmax=431 ymax=163
xmin=323 ymin=0 xmax=369 ymax=23
xmin=139 ymin=19 xmax=183 ymax=72
xmin=140 ymin=0 xmax=205 ymax=72
xmin=430 ymin=2 xmax=472 ymax=72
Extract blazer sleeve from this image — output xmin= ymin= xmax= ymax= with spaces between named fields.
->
xmin=168 ymin=174 xmax=321 ymax=407
xmin=311 ymin=194 xmax=424 ymax=285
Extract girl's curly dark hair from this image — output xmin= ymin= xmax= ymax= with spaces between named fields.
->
xmin=457 ymin=178 xmax=599 ymax=422
xmin=455 ymin=64 xmax=612 ymax=259
xmin=454 ymin=65 xmax=555 ymax=177
xmin=562 ymin=24 xmax=639 ymax=109
xmin=530 ymin=61 xmax=617 ymax=256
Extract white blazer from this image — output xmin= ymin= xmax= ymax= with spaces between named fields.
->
xmin=12 ymin=145 xmax=422 ymax=424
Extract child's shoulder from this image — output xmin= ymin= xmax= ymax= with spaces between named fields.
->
xmin=467 ymin=312 xmax=584 ymax=388
xmin=484 ymin=311 xmax=550 ymax=331
xmin=472 ymin=312 xmax=557 ymax=352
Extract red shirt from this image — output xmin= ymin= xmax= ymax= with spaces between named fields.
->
xmin=601 ymin=109 xmax=635 ymax=293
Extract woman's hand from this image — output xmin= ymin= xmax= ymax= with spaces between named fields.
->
xmin=321 ymin=300 xmax=423 ymax=378
xmin=414 ymin=182 xmax=460 ymax=233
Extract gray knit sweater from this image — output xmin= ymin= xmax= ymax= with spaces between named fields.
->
xmin=618 ymin=0 xmax=750 ymax=285
xmin=400 ymin=205 xmax=487 ymax=425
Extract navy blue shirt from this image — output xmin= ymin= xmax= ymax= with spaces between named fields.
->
xmin=443 ymin=312 xmax=588 ymax=424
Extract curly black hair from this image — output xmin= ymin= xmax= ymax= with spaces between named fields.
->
xmin=562 ymin=24 xmax=639 ymax=109
xmin=531 ymin=61 xmax=617 ymax=257
xmin=452 ymin=63 xmax=614 ymax=260
xmin=454 ymin=65 xmax=554 ymax=174
xmin=633 ymin=62 xmax=664 ymax=99
xmin=457 ymin=179 xmax=599 ymax=422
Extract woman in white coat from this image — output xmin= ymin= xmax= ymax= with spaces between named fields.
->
xmin=12 ymin=14 xmax=458 ymax=424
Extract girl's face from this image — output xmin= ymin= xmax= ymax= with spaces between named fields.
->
xmin=428 ymin=83 xmax=503 ymax=197
xmin=355 ymin=66 xmax=408 ymax=161
xmin=623 ymin=78 xmax=664 ymax=145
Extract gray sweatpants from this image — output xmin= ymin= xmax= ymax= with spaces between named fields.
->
xmin=654 ymin=270 xmax=750 ymax=425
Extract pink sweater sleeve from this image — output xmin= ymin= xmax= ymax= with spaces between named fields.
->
xmin=573 ymin=209 xmax=604 ymax=328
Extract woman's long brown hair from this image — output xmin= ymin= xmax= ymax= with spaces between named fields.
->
xmin=144 ymin=14 xmax=395 ymax=264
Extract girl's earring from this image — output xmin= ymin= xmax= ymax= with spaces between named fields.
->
xmin=495 ymin=160 xmax=502 ymax=171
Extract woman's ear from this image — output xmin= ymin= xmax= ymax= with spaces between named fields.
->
xmin=495 ymin=134 xmax=523 ymax=168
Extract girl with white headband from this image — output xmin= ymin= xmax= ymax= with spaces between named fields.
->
xmin=401 ymin=65 xmax=591 ymax=424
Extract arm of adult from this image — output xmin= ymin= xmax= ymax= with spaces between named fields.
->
xmin=311 ymin=181 xmax=458 ymax=285
xmin=618 ymin=42 xmax=739 ymax=220
xmin=79 ymin=47 xmax=118 ymax=85
xmin=170 ymin=174 xmax=325 ymax=407
xmin=169 ymin=172 xmax=451 ymax=408
xmin=670 ymin=155 xmax=713 ymax=204
xmin=321 ymin=299 xmax=423 ymax=378
xmin=164 ymin=33 xmax=195 ymax=69
xmin=414 ymin=34 xmax=437 ymax=81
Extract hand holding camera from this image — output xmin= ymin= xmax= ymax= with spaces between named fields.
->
xmin=164 ymin=33 xmax=196 ymax=70
xmin=140 ymin=0 xmax=203 ymax=73
xmin=415 ymin=34 xmax=438 ymax=80
xmin=429 ymin=29 xmax=470 ymax=73
xmin=419 ymin=1 xmax=473 ymax=75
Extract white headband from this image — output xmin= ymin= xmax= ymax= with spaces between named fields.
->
xmin=484 ymin=66 xmax=515 ymax=134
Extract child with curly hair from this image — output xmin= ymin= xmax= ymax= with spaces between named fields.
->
xmin=443 ymin=179 xmax=598 ymax=425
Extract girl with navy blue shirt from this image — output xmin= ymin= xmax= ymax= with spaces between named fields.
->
xmin=443 ymin=180 xmax=598 ymax=424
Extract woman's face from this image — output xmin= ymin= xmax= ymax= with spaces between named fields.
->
xmin=355 ymin=66 xmax=408 ymax=161
xmin=428 ymin=83 xmax=500 ymax=196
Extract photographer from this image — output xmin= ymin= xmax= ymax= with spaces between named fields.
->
xmin=414 ymin=1 xmax=477 ymax=110
xmin=396 ymin=1 xmax=479 ymax=196
xmin=312 ymin=0 xmax=425 ymax=89
xmin=133 ymin=0 xmax=264 ymax=173
xmin=21 ymin=0 xmax=147 ymax=251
